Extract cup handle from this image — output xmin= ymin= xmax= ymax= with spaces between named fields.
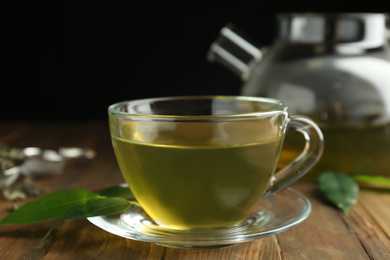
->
xmin=262 ymin=115 xmax=324 ymax=198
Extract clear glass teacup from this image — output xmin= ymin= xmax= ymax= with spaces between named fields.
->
xmin=108 ymin=96 xmax=323 ymax=230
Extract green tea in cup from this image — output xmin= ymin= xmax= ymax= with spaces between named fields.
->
xmin=109 ymin=96 xmax=323 ymax=230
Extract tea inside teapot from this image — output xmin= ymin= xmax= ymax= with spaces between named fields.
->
xmin=208 ymin=13 xmax=390 ymax=178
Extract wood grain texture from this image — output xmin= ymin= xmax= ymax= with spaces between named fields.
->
xmin=279 ymin=183 xmax=371 ymax=260
xmin=359 ymin=189 xmax=390 ymax=238
xmin=164 ymin=236 xmax=282 ymax=260
xmin=0 ymin=122 xmax=389 ymax=259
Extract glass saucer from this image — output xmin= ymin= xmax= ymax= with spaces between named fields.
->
xmin=87 ymin=188 xmax=311 ymax=249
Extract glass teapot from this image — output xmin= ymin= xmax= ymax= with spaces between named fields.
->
xmin=208 ymin=13 xmax=390 ymax=178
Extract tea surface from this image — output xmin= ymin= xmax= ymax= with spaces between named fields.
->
xmin=112 ymin=137 xmax=282 ymax=229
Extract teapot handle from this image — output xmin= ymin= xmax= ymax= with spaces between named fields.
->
xmin=207 ymin=24 xmax=262 ymax=80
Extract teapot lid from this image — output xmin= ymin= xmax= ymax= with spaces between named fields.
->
xmin=277 ymin=13 xmax=389 ymax=52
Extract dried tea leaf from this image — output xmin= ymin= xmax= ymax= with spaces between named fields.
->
xmin=2 ymin=188 xmax=27 ymax=201
xmin=318 ymin=172 xmax=359 ymax=215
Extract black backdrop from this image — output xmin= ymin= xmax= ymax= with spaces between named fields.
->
xmin=2 ymin=1 xmax=389 ymax=121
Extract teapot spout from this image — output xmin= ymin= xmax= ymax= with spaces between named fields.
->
xmin=207 ymin=24 xmax=262 ymax=80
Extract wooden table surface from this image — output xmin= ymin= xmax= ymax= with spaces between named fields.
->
xmin=0 ymin=121 xmax=389 ymax=260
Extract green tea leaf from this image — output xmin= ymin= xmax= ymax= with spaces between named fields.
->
xmin=96 ymin=185 xmax=134 ymax=199
xmin=62 ymin=197 xmax=131 ymax=219
xmin=41 ymin=197 xmax=131 ymax=243
xmin=318 ymin=172 xmax=359 ymax=215
xmin=42 ymin=219 xmax=64 ymax=242
xmin=354 ymin=175 xmax=390 ymax=187
xmin=0 ymin=189 xmax=99 ymax=225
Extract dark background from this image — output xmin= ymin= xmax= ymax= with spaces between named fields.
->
xmin=2 ymin=1 xmax=389 ymax=121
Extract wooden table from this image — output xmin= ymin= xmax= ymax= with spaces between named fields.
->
xmin=0 ymin=121 xmax=389 ymax=259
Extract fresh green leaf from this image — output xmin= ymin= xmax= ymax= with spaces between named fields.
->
xmin=42 ymin=219 xmax=64 ymax=242
xmin=354 ymin=175 xmax=390 ymax=187
xmin=318 ymin=172 xmax=359 ymax=215
xmin=96 ymin=185 xmax=134 ymax=199
xmin=0 ymin=185 xmax=138 ymax=243
xmin=62 ymin=197 xmax=131 ymax=220
xmin=0 ymin=189 xmax=99 ymax=225
xmin=42 ymin=196 xmax=132 ymax=242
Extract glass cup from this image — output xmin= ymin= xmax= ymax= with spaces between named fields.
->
xmin=108 ymin=96 xmax=323 ymax=230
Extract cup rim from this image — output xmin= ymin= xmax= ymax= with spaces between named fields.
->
xmin=108 ymin=95 xmax=287 ymax=121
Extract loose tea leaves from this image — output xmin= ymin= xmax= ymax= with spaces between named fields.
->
xmin=318 ymin=172 xmax=359 ymax=215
